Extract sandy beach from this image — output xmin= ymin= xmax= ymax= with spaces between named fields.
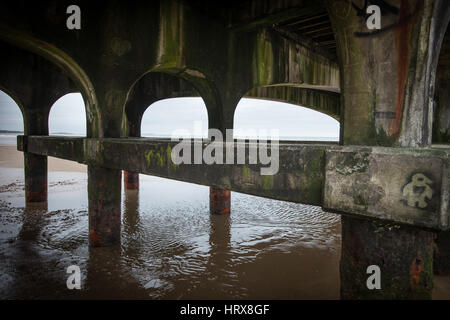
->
xmin=0 ymin=145 xmax=86 ymax=172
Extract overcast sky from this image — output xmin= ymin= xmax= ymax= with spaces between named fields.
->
xmin=0 ymin=91 xmax=339 ymax=139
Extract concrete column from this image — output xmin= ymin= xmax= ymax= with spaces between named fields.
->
xmin=433 ymin=78 xmax=450 ymax=143
xmin=123 ymin=100 xmax=142 ymax=191
xmin=326 ymin=0 xmax=448 ymax=299
xmin=206 ymin=93 xmax=238 ymax=216
xmin=24 ymin=153 xmax=47 ymax=203
xmin=23 ymin=108 xmax=49 ymax=204
xmin=88 ymin=166 xmax=122 ymax=247
xmin=432 ymin=25 xmax=450 ymax=275
xmin=210 ymin=187 xmax=231 ymax=215
xmin=123 ymin=171 xmax=139 ymax=190
xmin=434 ymin=231 xmax=450 ymax=275
xmin=340 ymin=216 xmax=434 ymax=299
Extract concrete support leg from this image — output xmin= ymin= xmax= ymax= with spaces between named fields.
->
xmin=325 ymin=0 xmax=449 ymax=299
xmin=210 ymin=187 xmax=230 ymax=215
xmin=123 ymin=171 xmax=139 ymax=190
xmin=24 ymin=153 xmax=47 ymax=203
xmin=340 ymin=216 xmax=435 ymax=299
xmin=88 ymin=166 xmax=122 ymax=247
xmin=123 ymin=187 xmax=140 ymax=233
xmin=434 ymin=231 xmax=450 ymax=275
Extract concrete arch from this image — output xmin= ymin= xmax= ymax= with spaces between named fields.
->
xmin=0 ymin=86 xmax=25 ymax=118
xmin=234 ymin=97 xmax=340 ymax=143
xmin=0 ymin=41 xmax=82 ymax=136
xmin=244 ymin=85 xmax=340 ymax=121
xmin=141 ymin=97 xmax=209 ymax=138
xmin=0 ymin=87 xmax=25 ymax=132
xmin=233 ymin=94 xmax=340 ymax=141
xmin=123 ymin=69 xmax=224 ymax=137
xmin=48 ymin=93 xmax=87 ymax=136
xmin=0 ymin=28 xmax=100 ymax=137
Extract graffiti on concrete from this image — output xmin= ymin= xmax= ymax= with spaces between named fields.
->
xmin=402 ymin=173 xmax=433 ymax=209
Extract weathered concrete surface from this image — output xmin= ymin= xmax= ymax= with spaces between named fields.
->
xmin=18 ymin=136 xmax=85 ymax=163
xmin=327 ymin=0 xmax=449 ymax=147
xmin=3 ymin=0 xmax=449 ymax=297
xmin=124 ymin=73 xmax=200 ymax=138
xmin=0 ymin=42 xmax=79 ymax=205
xmin=324 ymin=147 xmax=450 ymax=230
xmin=434 ymin=230 xmax=450 ymax=275
xmin=18 ymin=136 xmax=328 ymax=206
xmin=0 ymin=41 xmax=77 ymax=132
xmin=324 ymin=0 xmax=449 ymax=299
xmin=433 ymin=24 xmax=450 ymax=144
xmin=123 ymin=72 xmax=340 ymax=139
xmin=88 ymin=166 xmax=122 ymax=247
xmin=434 ymin=31 xmax=450 ymax=277
xmin=0 ymin=0 xmax=340 ymax=139
xmin=24 ymin=153 xmax=47 ymax=203
xmin=17 ymin=136 xmax=450 ymax=230
xmin=210 ymin=187 xmax=231 ymax=215
xmin=123 ymin=171 xmax=139 ymax=190
xmin=340 ymin=215 xmax=434 ymax=300
xmin=245 ymin=85 xmax=340 ymax=120
xmin=226 ymin=0 xmax=325 ymax=32
xmin=0 ymin=42 xmax=76 ymax=204
xmin=250 ymin=28 xmax=339 ymax=88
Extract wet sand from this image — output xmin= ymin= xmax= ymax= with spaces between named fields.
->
xmin=0 ymin=144 xmax=449 ymax=300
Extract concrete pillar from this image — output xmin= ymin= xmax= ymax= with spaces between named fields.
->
xmin=23 ymin=108 xmax=49 ymax=204
xmin=88 ymin=166 xmax=122 ymax=247
xmin=434 ymin=231 xmax=450 ymax=275
xmin=206 ymin=94 xmax=238 ymax=216
xmin=432 ymin=23 xmax=450 ymax=275
xmin=432 ymin=77 xmax=450 ymax=143
xmin=24 ymin=153 xmax=47 ymax=203
xmin=123 ymin=100 xmax=142 ymax=191
xmin=326 ymin=0 xmax=449 ymax=299
xmin=123 ymin=171 xmax=139 ymax=190
xmin=210 ymin=187 xmax=231 ymax=215
xmin=340 ymin=216 xmax=434 ymax=299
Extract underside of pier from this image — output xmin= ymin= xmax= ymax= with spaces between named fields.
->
xmin=0 ymin=0 xmax=449 ymax=299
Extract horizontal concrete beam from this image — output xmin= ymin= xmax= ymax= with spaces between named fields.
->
xmin=19 ymin=136 xmax=328 ymax=206
xmin=324 ymin=147 xmax=450 ymax=231
xmin=18 ymin=136 xmax=450 ymax=230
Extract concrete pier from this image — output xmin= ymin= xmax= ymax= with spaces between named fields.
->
xmin=1 ymin=0 xmax=449 ymax=299
xmin=24 ymin=153 xmax=47 ymax=203
xmin=88 ymin=166 xmax=122 ymax=247
xmin=123 ymin=171 xmax=139 ymax=190
xmin=327 ymin=0 xmax=449 ymax=299
xmin=434 ymin=231 xmax=450 ymax=275
xmin=340 ymin=216 xmax=434 ymax=299
xmin=433 ymin=23 xmax=450 ymax=275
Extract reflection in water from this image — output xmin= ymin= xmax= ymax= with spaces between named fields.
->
xmin=19 ymin=202 xmax=47 ymax=241
xmin=122 ymin=188 xmax=143 ymax=257
xmin=12 ymin=170 xmax=445 ymax=299
xmin=1 ymin=169 xmax=449 ymax=299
